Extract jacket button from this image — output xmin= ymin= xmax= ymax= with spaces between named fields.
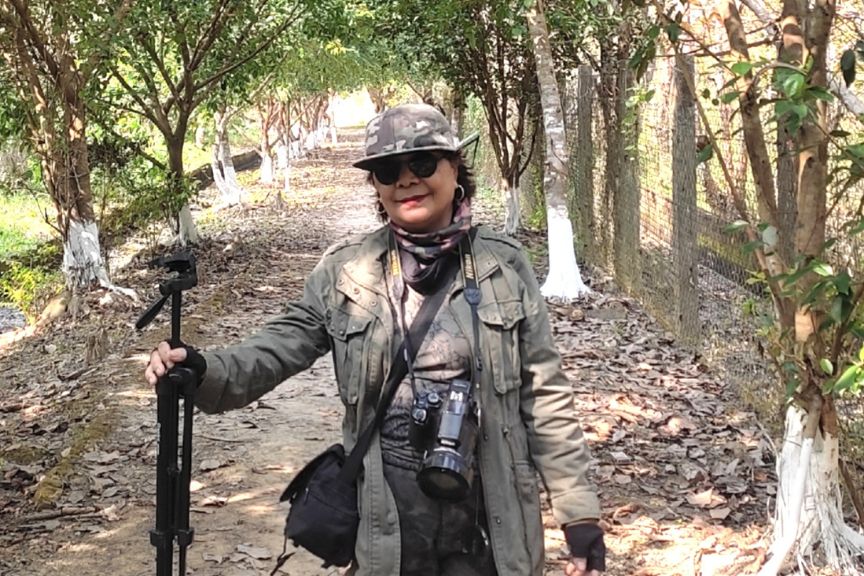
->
xmin=353 ymin=287 xmax=360 ymax=294
xmin=494 ymin=516 xmax=502 ymax=525
xmin=483 ymin=433 xmax=489 ymax=441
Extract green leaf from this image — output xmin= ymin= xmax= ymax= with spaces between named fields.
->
xmin=666 ymin=23 xmax=681 ymax=43
xmin=742 ymin=239 xmax=764 ymax=254
xmin=697 ymin=145 xmax=713 ymax=164
xmin=820 ymin=358 xmax=834 ymax=375
xmin=841 ymin=49 xmax=857 ymax=87
xmin=782 ymin=72 xmax=806 ymax=97
xmin=731 ymin=61 xmax=753 ymax=76
xmin=833 ymin=364 xmax=860 ymax=393
xmin=859 ymin=345 xmax=864 ymax=363
xmin=834 ymin=271 xmax=852 ymax=295
xmin=831 ymin=296 xmax=845 ymax=325
xmin=806 ymin=86 xmax=834 ymax=102
xmin=812 ymin=262 xmax=834 ymax=276
xmin=791 ymin=103 xmax=809 ymax=120
xmin=724 ymin=220 xmax=749 ymax=233
xmin=720 ymin=91 xmax=740 ymax=104
xmin=831 ymin=129 xmax=851 ymax=138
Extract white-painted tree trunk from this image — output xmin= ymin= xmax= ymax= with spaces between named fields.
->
xmin=276 ymin=143 xmax=291 ymax=194
xmin=503 ymin=179 xmax=520 ymax=235
xmin=759 ymin=404 xmax=864 ymax=576
xmin=195 ymin=125 xmax=206 ymax=149
xmin=527 ymin=0 xmax=590 ymax=300
xmin=62 ymin=219 xmax=137 ymax=300
xmin=63 ymin=219 xmax=111 ymax=288
xmin=177 ymin=204 xmax=199 ymax=245
xmin=289 ymin=139 xmax=302 ymax=160
xmin=542 ymin=207 xmax=590 ymax=298
xmin=213 ymin=110 xmax=244 ymax=206
xmin=330 ymin=125 xmax=337 ymax=145
xmin=210 ymin=146 xmax=226 ymax=192
xmin=259 ymin=147 xmax=274 ymax=185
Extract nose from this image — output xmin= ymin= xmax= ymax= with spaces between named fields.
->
xmin=396 ymin=162 xmax=419 ymax=187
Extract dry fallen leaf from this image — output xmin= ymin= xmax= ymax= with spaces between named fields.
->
xmin=709 ymin=507 xmax=731 ymax=520
xmin=686 ymin=488 xmax=727 ymax=509
xmin=236 ymin=543 xmax=272 ymax=560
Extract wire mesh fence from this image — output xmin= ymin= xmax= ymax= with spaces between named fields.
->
xmin=563 ymin=53 xmax=864 ymax=512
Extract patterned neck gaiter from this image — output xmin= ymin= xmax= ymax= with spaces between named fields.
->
xmin=389 ymin=200 xmax=473 ymax=294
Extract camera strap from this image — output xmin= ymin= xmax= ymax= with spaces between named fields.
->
xmin=458 ymin=231 xmax=483 ymax=385
xmin=337 ymin=239 xmax=458 ymax=484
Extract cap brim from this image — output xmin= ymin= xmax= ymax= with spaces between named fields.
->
xmin=352 ymin=132 xmax=481 ymax=170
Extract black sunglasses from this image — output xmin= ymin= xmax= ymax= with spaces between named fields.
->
xmin=371 ymin=152 xmax=442 ymax=185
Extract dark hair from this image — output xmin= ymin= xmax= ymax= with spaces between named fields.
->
xmin=368 ymin=152 xmax=477 ymax=223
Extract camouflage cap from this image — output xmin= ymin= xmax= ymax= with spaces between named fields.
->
xmin=353 ymin=103 xmax=478 ymax=169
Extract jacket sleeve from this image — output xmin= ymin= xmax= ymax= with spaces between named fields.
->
xmin=512 ymin=251 xmax=601 ymax=526
xmin=194 ymin=258 xmax=332 ymax=414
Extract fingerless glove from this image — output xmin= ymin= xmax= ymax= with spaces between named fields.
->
xmin=180 ymin=345 xmax=207 ymax=385
xmin=564 ymin=522 xmax=606 ymax=572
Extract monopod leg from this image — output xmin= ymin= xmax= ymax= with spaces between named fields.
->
xmin=176 ymin=378 xmax=196 ymax=574
xmin=151 ymin=378 xmax=180 ymax=576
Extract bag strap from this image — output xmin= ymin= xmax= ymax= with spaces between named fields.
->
xmin=338 ymin=251 xmax=459 ymax=483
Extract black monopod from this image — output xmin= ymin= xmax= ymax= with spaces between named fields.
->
xmin=136 ymin=252 xmax=199 ymax=576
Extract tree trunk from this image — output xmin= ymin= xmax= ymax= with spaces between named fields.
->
xmin=276 ymin=142 xmax=290 ymax=200
xmin=451 ymin=88 xmax=466 ymax=137
xmin=166 ymin=134 xmax=199 ymax=245
xmin=212 ymin=109 xmax=244 ymax=206
xmin=58 ymin=90 xmax=111 ymax=290
xmin=260 ymin=137 xmax=274 ymax=185
xmin=503 ymin=176 xmax=521 ymax=236
xmin=527 ymin=0 xmax=589 ymax=299
xmin=612 ymin=62 xmax=640 ymax=292
xmin=574 ymin=65 xmax=596 ymax=263
xmin=195 ymin=124 xmax=206 ymax=149
xmin=672 ymin=55 xmax=699 ymax=347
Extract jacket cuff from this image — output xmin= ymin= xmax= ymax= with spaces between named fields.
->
xmin=194 ymin=352 xmax=228 ymax=414
xmin=550 ymin=487 xmax=602 ymax=526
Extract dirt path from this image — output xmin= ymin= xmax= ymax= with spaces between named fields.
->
xmin=1 ymin=132 xmax=774 ymax=576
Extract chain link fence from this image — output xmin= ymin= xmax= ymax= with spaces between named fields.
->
xmin=561 ymin=53 xmax=864 ymax=514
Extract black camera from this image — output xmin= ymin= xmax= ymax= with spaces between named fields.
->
xmin=409 ymin=379 xmax=479 ymax=502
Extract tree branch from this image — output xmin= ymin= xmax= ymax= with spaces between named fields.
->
xmin=192 ymin=5 xmax=302 ymax=97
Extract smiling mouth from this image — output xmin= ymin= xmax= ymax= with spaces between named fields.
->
xmin=399 ymin=195 xmax=427 ymax=203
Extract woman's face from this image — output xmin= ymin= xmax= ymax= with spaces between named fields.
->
xmin=372 ymin=152 xmax=459 ymax=233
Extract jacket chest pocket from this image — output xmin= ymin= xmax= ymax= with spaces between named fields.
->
xmin=477 ymin=299 xmax=525 ymax=395
xmin=326 ymin=306 xmax=374 ymax=406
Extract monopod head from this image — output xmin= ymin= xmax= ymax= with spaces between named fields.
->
xmin=135 ymin=251 xmax=198 ymax=330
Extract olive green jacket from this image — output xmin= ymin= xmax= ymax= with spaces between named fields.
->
xmin=196 ymin=225 xmax=600 ymax=576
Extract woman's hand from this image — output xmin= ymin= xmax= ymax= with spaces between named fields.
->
xmin=564 ymin=521 xmax=606 ymax=575
xmin=565 ymin=557 xmax=602 ymax=576
xmin=144 ymin=341 xmax=206 ymax=386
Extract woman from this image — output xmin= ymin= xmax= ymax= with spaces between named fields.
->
xmin=145 ymin=103 xmax=605 ymax=576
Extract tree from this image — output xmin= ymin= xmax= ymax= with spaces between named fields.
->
xmin=368 ymin=0 xmax=538 ymax=235
xmin=106 ymin=0 xmax=305 ymax=244
xmin=655 ymin=0 xmax=864 ymax=572
xmin=526 ymin=0 xmax=590 ymax=299
xmin=0 ymin=0 xmax=131 ymax=294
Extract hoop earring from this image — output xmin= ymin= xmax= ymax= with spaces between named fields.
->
xmin=454 ymin=184 xmax=466 ymax=203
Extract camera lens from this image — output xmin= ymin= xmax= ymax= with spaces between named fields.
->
xmin=417 ymin=448 xmax=473 ymax=501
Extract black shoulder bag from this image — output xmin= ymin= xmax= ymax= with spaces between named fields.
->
xmin=273 ymin=249 xmax=458 ymax=572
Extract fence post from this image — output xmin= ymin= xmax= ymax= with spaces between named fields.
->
xmin=574 ymin=65 xmax=596 ymax=263
xmin=672 ymin=54 xmax=700 ymax=348
xmin=613 ymin=61 xmax=640 ymax=291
